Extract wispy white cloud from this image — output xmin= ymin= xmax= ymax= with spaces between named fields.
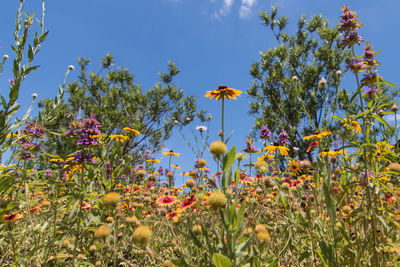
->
xmin=212 ymin=0 xmax=235 ymax=19
xmin=239 ymin=0 xmax=257 ymax=19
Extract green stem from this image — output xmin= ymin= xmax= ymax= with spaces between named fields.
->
xmin=351 ymin=47 xmax=364 ymax=113
xmin=221 ymin=98 xmax=225 ymax=143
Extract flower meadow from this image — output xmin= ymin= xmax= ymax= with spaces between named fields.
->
xmin=2 ymin=2 xmax=400 ymax=267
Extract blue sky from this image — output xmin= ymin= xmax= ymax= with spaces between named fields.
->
xmin=1 ymin=0 xmax=399 ymax=181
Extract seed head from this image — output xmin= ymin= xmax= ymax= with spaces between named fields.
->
xmin=263 ymin=176 xmax=274 ymax=187
xmin=208 ymin=191 xmax=227 ymax=209
xmin=254 ymin=160 xmax=267 ymax=171
xmin=318 ymin=77 xmax=327 ymax=86
xmin=192 ymin=225 xmax=202 ymax=235
xmin=102 ymin=192 xmax=121 ymax=208
xmin=256 ymin=230 xmax=271 ymax=244
xmin=185 ymin=178 xmax=195 ymax=188
xmin=209 ymin=141 xmax=227 ymax=157
xmin=132 ymin=226 xmax=152 ymax=245
xmin=255 ymin=224 xmax=266 ymax=233
xmin=137 ymin=169 xmax=147 ymax=178
xmin=94 ymin=225 xmax=111 ymax=239
xmin=196 ymin=158 xmax=207 ymax=168
xmin=388 ymin=163 xmax=400 ymax=173
xmin=281 ymin=182 xmax=290 ymax=191
xmin=125 ymin=216 xmax=140 ymax=226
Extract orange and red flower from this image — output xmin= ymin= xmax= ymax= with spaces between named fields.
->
xmin=178 ymin=195 xmax=196 ymax=211
xmin=157 ymin=195 xmax=177 ymax=206
xmin=307 ymin=141 xmax=319 ymax=153
xmin=166 ymin=210 xmax=179 ymax=219
xmin=2 ymin=213 xmax=22 ymax=222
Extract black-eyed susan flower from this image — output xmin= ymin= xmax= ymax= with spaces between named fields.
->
xmin=162 ymin=150 xmax=180 ymax=157
xmin=109 ymin=134 xmax=129 ymax=142
xmin=146 ymin=158 xmax=160 ymax=164
xmin=263 ymin=143 xmax=289 ymax=156
xmin=288 ymin=158 xmax=301 ymax=175
xmin=376 ymin=141 xmax=394 ymax=155
xmin=303 ymin=130 xmax=332 ymax=140
xmin=123 ymin=127 xmax=140 ymax=136
xmin=171 ymin=165 xmax=182 ymax=170
xmin=205 ymin=85 xmax=242 ymax=100
xmin=342 ymin=118 xmax=362 ymax=134
xmin=319 ymin=150 xmax=347 ymax=158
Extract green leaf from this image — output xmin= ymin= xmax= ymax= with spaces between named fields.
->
xmin=319 ymin=240 xmax=336 ymax=265
xmin=39 ymin=31 xmax=49 ymax=42
xmin=213 ymin=253 xmax=232 ymax=267
xmin=223 ymin=146 xmax=236 ymax=171
xmin=373 ymin=115 xmax=393 ymax=135
xmin=234 ymin=167 xmax=240 ymax=188
xmin=25 ymin=65 xmax=40 ymax=75
xmin=323 ymin=182 xmax=336 ymax=223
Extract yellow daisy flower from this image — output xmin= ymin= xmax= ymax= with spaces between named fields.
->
xmin=109 ymin=134 xmax=129 ymax=142
xmin=303 ymin=130 xmax=332 ymax=140
xmin=342 ymin=118 xmax=362 ymax=134
xmin=162 ymin=150 xmax=180 ymax=157
xmin=263 ymin=143 xmax=289 ymax=156
xmin=205 ymin=85 xmax=242 ymax=100
xmin=123 ymin=127 xmax=140 ymax=136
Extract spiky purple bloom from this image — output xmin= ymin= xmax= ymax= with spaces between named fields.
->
xmin=338 ymin=5 xmax=362 ymax=33
xmin=65 ymin=114 xmax=101 ymax=146
xmin=72 ymin=152 xmax=95 ymax=164
xmin=364 ymin=87 xmax=376 ymax=98
xmin=278 ymin=129 xmax=290 ymax=145
xmin=157 ymin=166 xmax=164 ymax=176
xmin=22 ymin=122 xmax=46 ymax=138
xmin=361 ymin=71 xmax=381 ymax=87
xmin=243 ymin=138 xmax=259 ymax=153
xmin=17 ymin=151 xmax=34 ymax=160
xmin=259 ymin=125 xmax=272 ymax=139
xmin=363 ymin=43 xmax=378 ymax=70
xmin=45 ymin=169 xmax=54 ymax=178
xmin=340 ymin=31 xmax=363 ymax=48
xmin=347 ymin=57 xmax=366 ymax=74
xmin=143 ymin=149 xmax=151 ymax=159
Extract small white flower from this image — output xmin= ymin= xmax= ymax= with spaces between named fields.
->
xmin=68 ymin=65 xmax=75 ymax=71
xmin=318 ymin=77 xmax=327 ymax=86
xmin=3 ymin=54 xmax=9 ymax=60
xmin=292 ymin=76 xmax=298 ymax=81
xmin=336 ymin=70 xmax=342 ymax=75
xmin=32 ymin=93 xmax=38 ymax=99
xmin=195 ymin=126 xmax=207 ymax=132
